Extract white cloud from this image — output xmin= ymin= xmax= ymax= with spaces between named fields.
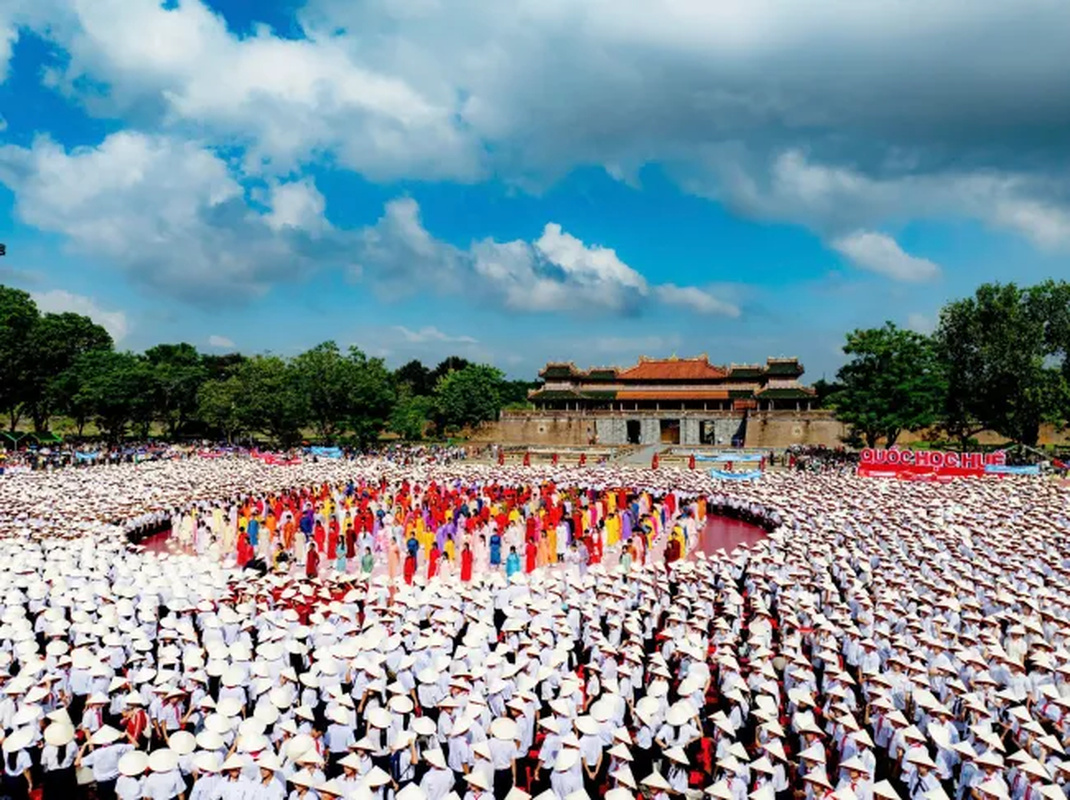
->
xmin=207 ymin=334 xmax=235 ymax=349
xmin=35 ymin=0 xmax=479 ymax=179
xmin=906 ymin=313 xmax=935 ymax=334
xmin=393 ymin=326 xmax=477 ymax=344
xmin=31 ymin=289 xmax=129 ymax=342
xmin=0 ymin=132 xmax=352 ymax=304
xmin=694 ymin=149 xmax=1070 ymax=254
xmin=655 ymin=284 xmax=741 ymax=317
xmin=534 ymin=224 xmax=647 ymax=293
xmin=5 ymin=0 xmax=1069 ymax=286
xmin=357 ymin=197 xmax=738 ymax=317
xmin=264 ymin=179 xmax=329 ymax=233
xmin=831 ymin=231 xmax=940 ymax=283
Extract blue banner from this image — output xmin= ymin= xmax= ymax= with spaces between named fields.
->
xmin=709 ymin=468 xmax=763 ymax=480
xmin=695 ymin=453 xmax=764 ymax=463
xmin=75 ymin=451 xmax=100 ymax=462
xmin=309 ymin=446 xmax=343 ymax=459
xmin=984 ymin=464 xmax=1041 ymax=475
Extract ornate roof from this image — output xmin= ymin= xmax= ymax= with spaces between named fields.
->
xmin=617 ymin=355 xmax=727 ymax=381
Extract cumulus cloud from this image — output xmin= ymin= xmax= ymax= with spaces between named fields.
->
xmin=356 ymin=198 xmax=739 ymax=317
xmin=32 ymin=0 xmax=480 ymax=179
xmin=31 ymin=289 xmax=129 ymax=341
xmin=263 ymin=179 xmax=329 ymax=234
xmin=655 ymin=284 xmax=741 ymax=317
xmin=393 ymin=326 xmax=477 ymax=344
xmin=207 ymin=334 xmax=236 ymax=349
xmin=831 ymin=231 xmax=941 ymax=283
xmin=2 ymin=0 xmax=1066 ymax=276
xmin=0 ymin=132 xmax=354 ymax=305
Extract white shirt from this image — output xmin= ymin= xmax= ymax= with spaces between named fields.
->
xmin=210 ymin=776 xmax=256 ymax=800
xmin=421 ymin=766 xmax=455 ymax=800
xmin=143 ymin=769 xmax=187 ymax=800
xmin=83 ymin=743 xmax=134 ymax=783
xmin=488 ymin=738 xmax=517 ymax=770
xmin=41 ymin=744 xmax=77 ymax=771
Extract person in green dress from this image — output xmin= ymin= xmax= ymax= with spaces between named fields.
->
xmin=361 ymin=546 xmax=375 ymax=576
xmin=335 ymin=536 xmax=347 ymax=573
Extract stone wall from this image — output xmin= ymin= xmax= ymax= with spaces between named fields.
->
xmin=471 ymin=411 xmax=1070 ymax=450
xmin=488 ymin=410 xmax=846 ymax=448
xmin=595 ymin=417 xmax=626 ymax=445
xmin=742 ymin=411 xmax=847 ymax=449
xmin=484 ymin=414 xmax=594 ymax=446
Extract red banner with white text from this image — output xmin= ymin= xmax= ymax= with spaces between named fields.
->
xmin=857 ymin=447 xmax=1006 ymax=479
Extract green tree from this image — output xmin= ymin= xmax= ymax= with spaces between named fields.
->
xmin=343 ymin=347 xmax=396 ymax=446
xmin=435 ymin=364 xmax=505 ymax=431
xmin=233 ymin=355 xmax=309 ymax=446
xmin=0 ymin=286 xmax=39 ymax=431
xmin=830 ymin=322 xmax=946 ymax=447
xmin=935 ymin=282 xmax=1067 ymax=446
xmin=293 ymin=342 xmax=356 ymax=440
xmin=291 ymin=342 xmax=395 ymax=443
xmin=389 ymin=386 xmax=435 ymax=440
xmin=811 ymin=378 xmax=844 ymax=408
xmin=395 ymin=359 xmax=432 ymax=396
xmin=22 ymin=312 xmax=114 ymax=432
xmin=202 ymin=352 xmax=247 ymax=381
xmin=197 ymin=376 xmax=245 ymax=443
xmin=65 ymin=350 xmax=156 ymax=442
xmin=144 ymin=343 xmax=208 ymax=439
xmin=430 ymin=356 xmax=470 ymax=387
xmin=499 ymin=379 xmax=538 ymax=408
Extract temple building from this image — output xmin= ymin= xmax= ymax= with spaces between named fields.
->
xmin=522 ymin=354 xmax=817 ymax=446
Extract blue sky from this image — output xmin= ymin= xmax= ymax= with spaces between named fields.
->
xmin=1 ymin=1 xmax=1069 ymax=380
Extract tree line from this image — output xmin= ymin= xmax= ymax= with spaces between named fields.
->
xmin=829 ymin=280 xmax=1070 ymax=448
xmin=0 ymin=286 xmax=536 ymax=444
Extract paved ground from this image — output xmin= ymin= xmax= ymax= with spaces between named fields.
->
xmin=616 ymin=444 xmax=665 ymax=466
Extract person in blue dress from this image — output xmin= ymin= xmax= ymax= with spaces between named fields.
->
xmin=489 ymin=532 xmax=502 ymax=568
xmin=505 ymin=546 xmax=521 ymax=579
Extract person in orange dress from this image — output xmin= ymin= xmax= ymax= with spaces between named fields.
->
xmin=387 ymin=538 xmax=401 ymax=584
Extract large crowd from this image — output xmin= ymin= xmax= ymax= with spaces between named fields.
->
xmin=0 ymin=455 xmax=1067 ymax=800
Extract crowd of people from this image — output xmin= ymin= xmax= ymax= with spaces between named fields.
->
xmin=0 ymin=455 xmax=1068 ymax=800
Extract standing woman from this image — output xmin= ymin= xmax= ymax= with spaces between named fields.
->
xmin=387 ymin=538 xmax=401 ymax=585
xmin=41 ymin=721 xmax=78 ymax=798
xmin=2 ymin=728 xmax=34 ymax=800
xmin=334 ymin=535 xmax=347 ymax=575
xmin=305 ymin=541 xmax=321 ymax=580
xmin=460 ymin=543 xmax=474 ymax=584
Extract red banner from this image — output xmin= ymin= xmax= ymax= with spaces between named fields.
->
xmin=858 ymin=447 xmax=1006 ymax=479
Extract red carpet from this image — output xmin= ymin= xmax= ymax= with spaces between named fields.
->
xmin=695 ymin=515 xmax=767 ymax=555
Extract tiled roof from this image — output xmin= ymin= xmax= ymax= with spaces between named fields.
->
xmin=765 ymin=359 xmax=804 ymax=376
xmin=618 ymin=356 xmax=727 ymax=381
xmin=616 ymin=390 xmax=729 ymax=401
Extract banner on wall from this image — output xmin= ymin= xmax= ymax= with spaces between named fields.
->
xmin=983 ymin=464 xmax=1041 ymax=476
xmin=709 ymin=468 xmax=763 ymax=480
xmin=858 ymin=447 xmax=1007 ymax=479
xmin=695 ymin=453 xmax=764 ymax=463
